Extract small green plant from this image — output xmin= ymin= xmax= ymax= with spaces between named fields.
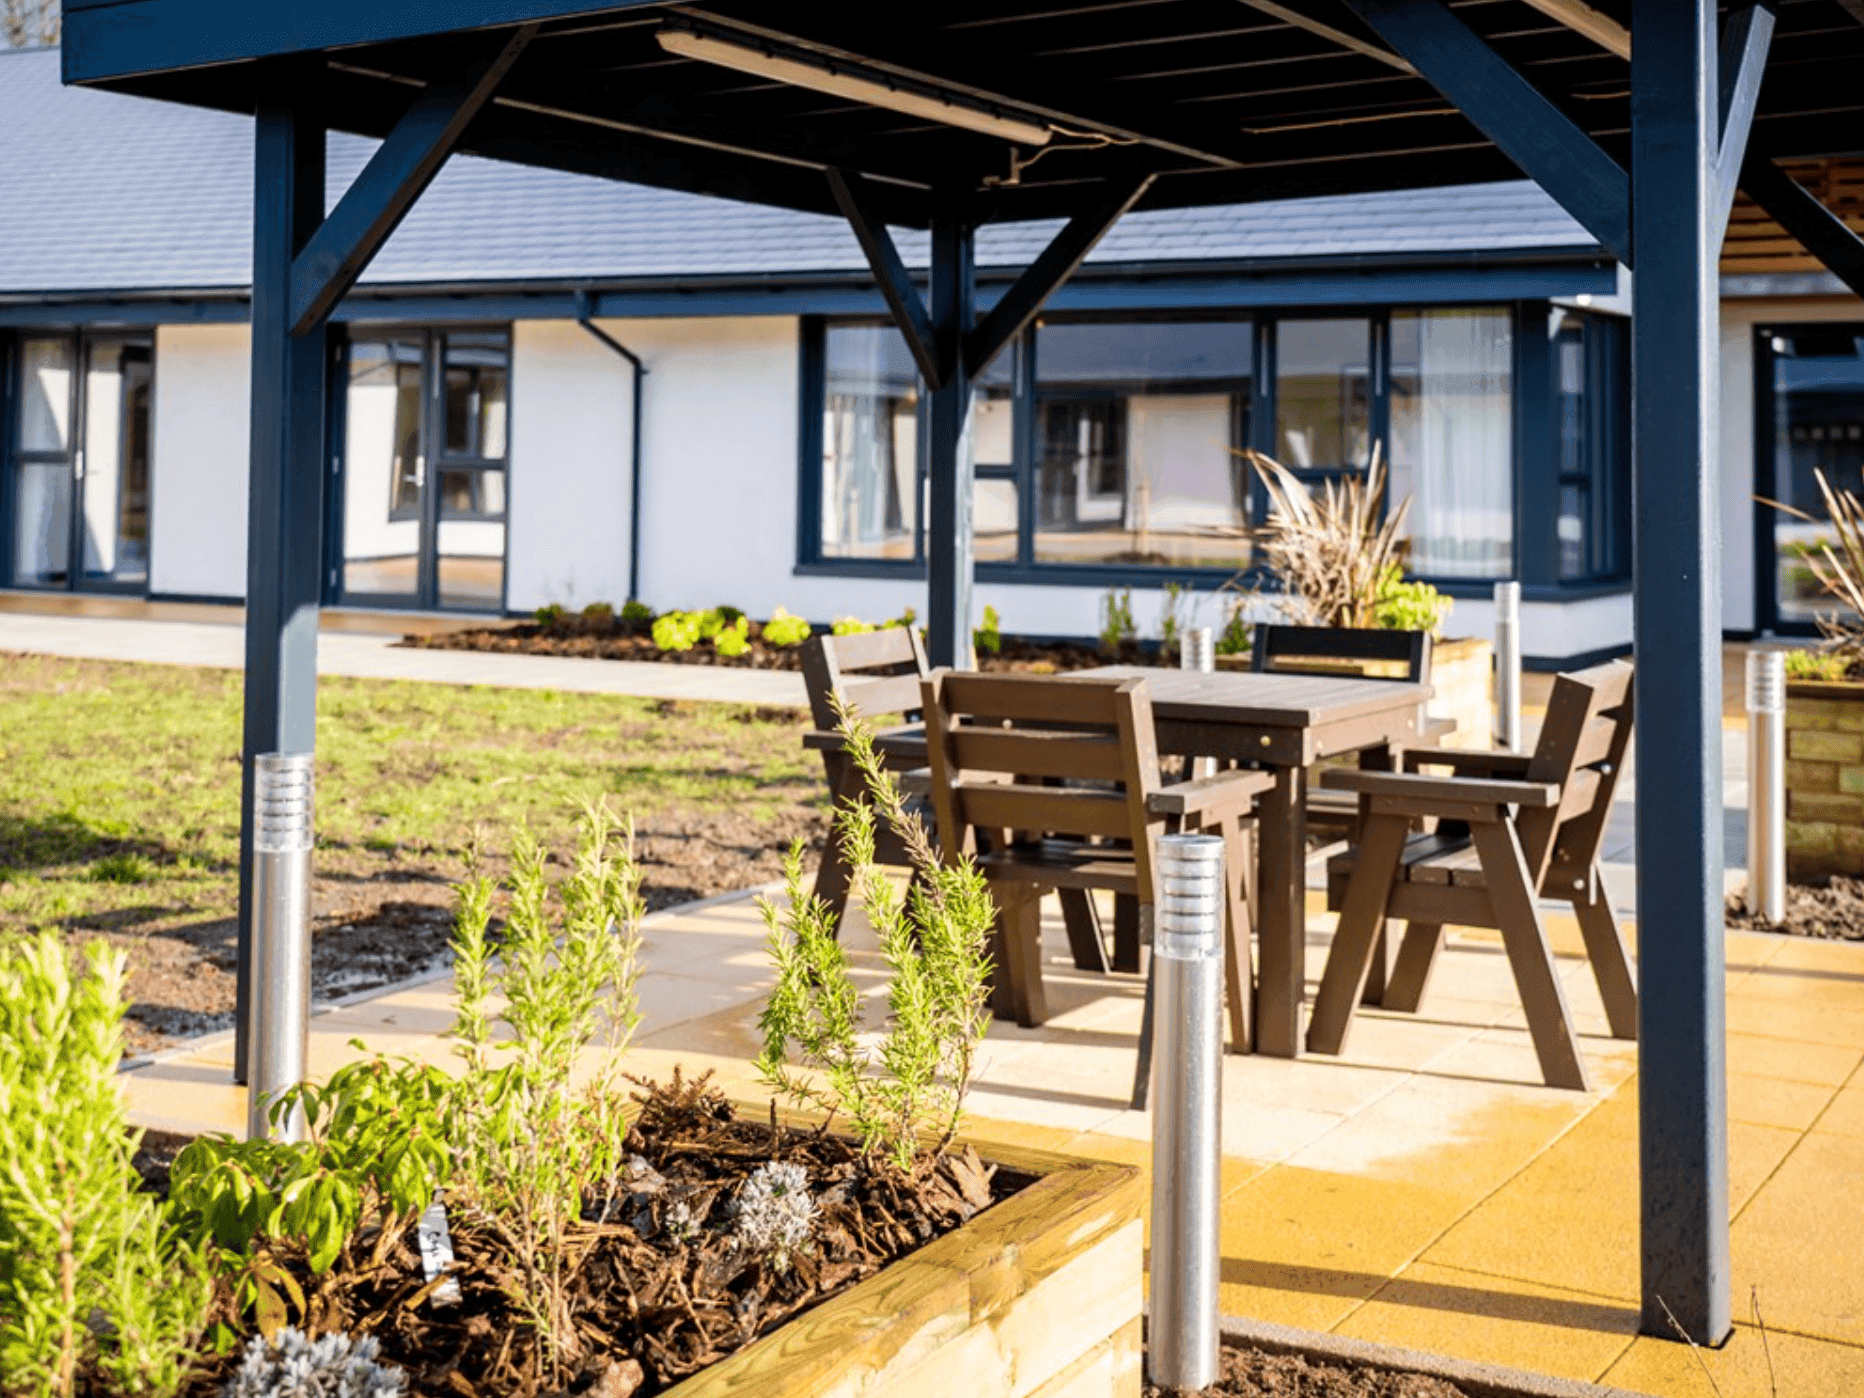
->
xmin=714 ymin=615 xmax=752 ymax=657
xmin=533 ymin=603 xmax=566 ymax=629
xmin=619 ymin=599 xmax=653 ymax=625
xmin=761 ymin=608 xmax=813 ymax=648
xmin=89 ymin=851 xmax=154 ymax=884
xmin=1216 ymin=601 xmax=1253 ymax=657
xmin=830 ymin=616 xmax=874 ymax=636
xmin=887 ymin=607 xmax=918 ymax=631
xmin=757 ymin=709 xmax=995 ymax=1172
xmin=1158 ymin=582 xmax=1185 ymax=654
xmin=1371 ymin=564 xmax=1454 ymax=638
xmin=1099 ymin=588 xmax=1136 ymax=654
xmin=972 ymin=604 xmax=1002 ymax=656
xmin=651 ymin=610 xmax=702 ymax=652
xmin=581 ymin=601 xmax=614 ymax=627
xmin=0 ymin=934 xmax=211 ymax=1398
xmin=1785 ymin=647 xmax=1849 ymax=682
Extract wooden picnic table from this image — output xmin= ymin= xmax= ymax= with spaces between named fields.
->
xmin=1077 ymin=666 xmax=1432 ymax=1058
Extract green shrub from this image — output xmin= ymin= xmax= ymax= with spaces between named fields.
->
xmin=758 ymin=711 xmax=995 ymax=1172
xmin=1785 ymin=648 xmax=1849 ymax=682
xmin=714 ymin=616 xmax=752 ymax=657
xmin=533 ymin=603 xmax=566 ymax=628
xmin=887 ymin=607 xmax=917 ymax=631
xmin=762 ymin=608 xmax=813 ymax=648
xmin=651 ymin=610 xmax=703 ymax=652
xmin=831 ymin=616 xmax=875 ymax=636
xmin=0 ymin=934 xmax=211 ymax=1398
xmin=581 ymin=601 xmax=614 ymax=626
xmin=1216 ymin=604 xmax=1253 ymax=657
xmin=1099 ymin=588 xmax=1136 ymax=653
xmin=1158 ymin=581 xmax=1185 ymax=653
xmin=1371 ymin=563 xmax=1453 ymax=638
xmin=619 ymin=599 xmax=653 ymax=625
xmin=973 ymin=605 xmax=1002 ymax=656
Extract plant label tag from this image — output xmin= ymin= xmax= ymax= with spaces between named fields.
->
xmin=416 ymin=1197 xmax=461 ymax=1307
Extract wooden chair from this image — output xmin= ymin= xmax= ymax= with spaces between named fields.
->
xmin=800 ymin=628 xmax=933 ymax=923
xmin=1305 ymin=659 xmax=1638 ymax=1090
xmin=921 ymin=671 xmax=1273 ymax=1108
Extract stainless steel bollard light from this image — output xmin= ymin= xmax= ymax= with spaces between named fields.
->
xmin=1180 ymin=625 xmax=1215 ymax=674
xmin=1148 ymin=832 xmax=1224 ymax=1394
xmin=1747 ymin=650 xmax=1787 ymax=925
xmin=1494 ymin=580 xmax=1522 ymax=751
xmin=248 ymin=751 xmax=314 ymax=1143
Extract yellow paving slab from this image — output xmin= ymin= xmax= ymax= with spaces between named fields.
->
xmin=1728 ymin=1131 xmax=1864 ymax=1349
xmin=1334 ymin=1261 xmax=1641 ymax=1384
xmin=1813 ymin=1081 xmax=1864 ymax=1138
xmin=1603 ymin=1323 xmax=1864 ymax=1397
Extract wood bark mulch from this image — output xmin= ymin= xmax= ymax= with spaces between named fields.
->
xmin=1727 ymin=875 xmax=1864 ymax=939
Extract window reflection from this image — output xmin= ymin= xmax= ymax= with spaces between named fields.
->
xmin=820 ymin=325 xmax=920 ymax=560
xmin=1275 ymin=319 xmax=1369 ymax=472
xmin=1772 ymin=328 xmax=1864 ymax=624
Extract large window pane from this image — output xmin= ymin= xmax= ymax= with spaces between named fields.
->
xmin=437 ymin=518 xmax=506 ymax=611
xmin=1389 ymin=308 xmax=1513 ymax=578
xmin=1034 ymin=320 xmax=1252 ymax=567
xmin=1275 ymin=319 xmax=1369 ymax=471
xmin=443 ymin=332 xmax=509 ymax=459
xmin=10 ymin=463 xmax=71 ymax=586
xmin=79 ymin=337 xmax=152 ymax=585
xmin=343 ymin=338 xmax=424 ymax=603
xmin=820 ymin=325 xmax=919 ymax=560
xmin=1771 ymin=328 xmax=1864 ymax=625
xmin=19 ymin=337 xmax=73 ymax=455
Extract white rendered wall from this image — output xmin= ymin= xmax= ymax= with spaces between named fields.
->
xmin=150 ymin=323 xmax=249 ymax=598
xmin=506 ymin=320 xmax=635 ymax=611
xmin=1719 ymin=296 xmax=1862 ymax=636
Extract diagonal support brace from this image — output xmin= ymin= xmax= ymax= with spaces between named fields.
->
xmin=1713 ymin=5 xmax=1773 ymax=240
xmin=1740 ymin=156 xmax=1864 ymax=301
xmin=1341 ymin=0 xmax=1631 ymax=266
xmin=965 ymin=176 xmax=1153 ymax=373
xmin=288 ymin=26 xmax=536 ymax=335
xmin=826 ymin=168 xmax=944 ymax=389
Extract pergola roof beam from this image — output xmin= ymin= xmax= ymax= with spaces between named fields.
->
xmin=288 ymin=26 xmax=534 ymax=334
xmin=1714 ymin=6 xmax=1775 ymax=237
xmin=825 ymin=168 xmax=944 ymax=389
xmin=965 ymin=175 xmax=1153 ymax=372
xmin=1518 ymin=0 xmax=1632 ymax=61
xmin=1231 ymin=0 xmax=1418 ymax=75
xmin=1341 ymin=0 xmax=1631 ymax=265
xmin=1739 ymin=154 xmax=1864 ymax=299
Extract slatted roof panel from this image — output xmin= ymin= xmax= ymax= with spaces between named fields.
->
xmin=61 ymin=0 xmax=1864 ymax=229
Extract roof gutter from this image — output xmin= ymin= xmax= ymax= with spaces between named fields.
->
xmin=574 ymin=291 xmax=649 ymax=606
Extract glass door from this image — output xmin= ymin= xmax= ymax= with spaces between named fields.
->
xmin=1763 ymin=327 xmax=1864 ymax=630
xmin=8 ymin=332 xmax=152 ymax=592
xmin=338 ymin=329 xmax=509 ymax=612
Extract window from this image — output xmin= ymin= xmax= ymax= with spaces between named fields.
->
xmin=1389 ymin=308 xmax=1514 ymax=579
xmin=819 ymin=324 xmax=920 ymax=561
xmin=1034 ymin=320 xmax=1253 ymax=569
xmin=1765 ymin=326 xmax=1864 ymax=626
xmin=1275 ymin=318 xmax=1369 ymax=475
xmin=1548 ymin=309 xmax=1628 ymax=583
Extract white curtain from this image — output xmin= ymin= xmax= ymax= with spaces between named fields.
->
xmin=1389 ymin=309 xmax=1513 ymax=578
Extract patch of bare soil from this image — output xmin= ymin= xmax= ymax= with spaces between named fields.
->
xmin=103 ymin=799 xmax=825 ymax=1058
xmin=1727 ymin=876 xmax=1864 ymax=939
xmin=1148 ymin=1344 xmax=1470 ymax=1398
xmin=402 ymin=616 xmax=1168 ymax=674
xmin=176 ymin=1076 xmax=1024 ymax=1398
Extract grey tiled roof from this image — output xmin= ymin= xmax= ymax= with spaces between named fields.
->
xmin=0 ymin=46 xmax=1597 ymax=297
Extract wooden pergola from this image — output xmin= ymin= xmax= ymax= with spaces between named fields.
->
xmin=60 ymin=0 xmax=1864 ymax=1347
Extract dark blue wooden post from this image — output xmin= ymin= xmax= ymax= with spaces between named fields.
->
xmin=235 ymin=96 xmax=330 ymax=1082
xmin=1631 ymin=0 xmax=1731 ymax=1346
xmin=925 ymin=208 xmax=976 ymax=669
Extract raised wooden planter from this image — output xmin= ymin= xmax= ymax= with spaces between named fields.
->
xmin=665 ymin=1142 xmax=1145 ymax=1398
xmin=1785 ymin=678 xmax=1864 ymax=880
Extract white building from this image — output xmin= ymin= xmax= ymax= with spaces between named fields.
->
xmin=3 ymin=46 xmax=1860 ymax=665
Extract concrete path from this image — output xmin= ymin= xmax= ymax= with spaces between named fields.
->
xmin=0 ymin=608 xmax=808 ymax=708
xmin=122 ymin=886 xmax=1864 ymax=1396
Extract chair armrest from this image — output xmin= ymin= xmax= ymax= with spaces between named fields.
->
xmin=1319 ymin=768 xmax=1559 ymax=807
xmin=1148 ymin=768 xmax=1275 ymax=823
xmin=801 ymin=725 xmax=928 ymax=762
xmin=1401 ymin=749 xmax=1533 ymax=778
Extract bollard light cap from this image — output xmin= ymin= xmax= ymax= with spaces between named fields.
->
xmin=1746 ymin=649 xmax=1787 ymax=714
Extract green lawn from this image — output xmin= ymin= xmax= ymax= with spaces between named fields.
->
xmin=0 ymin=653 xmax=822 ymax=1043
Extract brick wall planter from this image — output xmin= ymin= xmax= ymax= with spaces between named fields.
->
xmin=665 ymin=1143 xmax=1144 ymax=1398
xmin=1785 ymin=679 xmax=1864 ymax=880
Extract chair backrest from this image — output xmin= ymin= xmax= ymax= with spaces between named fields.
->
xmin=800 ymin=626 xmax=930 ymax=730
xmin=1518 ymin=659 xmax=1635 ymax=892
xmin=920 ymin=672 xmax=1164 ymax=895
xmin=1251 ymin=623 xmax=1432 ymax=683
